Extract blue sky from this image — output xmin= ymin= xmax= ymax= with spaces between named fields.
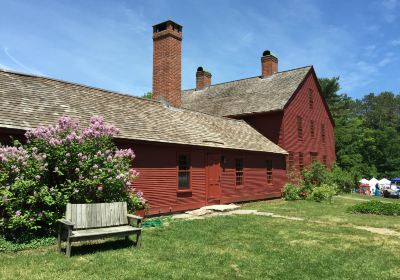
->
xmin=0 ymin=0 xmax=399 ymax=99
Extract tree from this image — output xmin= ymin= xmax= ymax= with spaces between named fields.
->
xmin=318 ymin=77 xmax=400 ymax=179
xmin=142 ymin=92 xmax=152 ymax=99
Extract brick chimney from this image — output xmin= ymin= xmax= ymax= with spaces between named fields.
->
xmin=261 ymin=50 xmax=278 ymax=78
xmin=152 ymin=20 xmax=182 ymax=107
xmin=196 ymin=67 xmax=212 ymax=90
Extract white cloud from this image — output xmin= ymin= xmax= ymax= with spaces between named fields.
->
xmin=3 ymin=47 xmax=43 ymax=75
xmin=382 ymin=0 xmax=400 ymax=9
xmin=380 ymin=0 xmax=400 ymax=23
xmin=0 ymin=62 xmax=11 ymax=70
xmin=378 ymin=57 xmax=393 ymax=67
xmin=389 ymin=39 xmax=400 ymax=46
xmin=342 ymin=61 xmax=378 ymax=91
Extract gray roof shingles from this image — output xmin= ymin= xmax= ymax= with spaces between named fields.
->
xmin=0 ymin=69 xmax=287 ymax=154
xmin=182 ymin=66 xmax=312 ymax=116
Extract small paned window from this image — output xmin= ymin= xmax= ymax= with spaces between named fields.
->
xmin=266 ymin=160 xmax=273 ymax=184
xmin=321 ymin=124 xmax=326 ymax=144
xmin=297 ymin=116 xmax=303 ymax=141
xmin=288 ymin=152 xmax=295 ymax=172
xmin=322 ymin=155 xmax=327 ymax=166
xmin=178 ymin=155 xmax=190 ymax=190
xmin=308 ymin=89 xmax=314 ymax=109
xmin=310 ymin=152 xmax=318 ymax=163
xmin=299 ymin=152 xmax=304 ymax=172
xmin=235 ymin=159 xmax=243 ymax=186
xmin=310 ymin=120 xmax=315 ymax=138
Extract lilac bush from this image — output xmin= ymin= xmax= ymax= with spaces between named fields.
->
xmin=0 ymin=116 xmax=143 ymax=240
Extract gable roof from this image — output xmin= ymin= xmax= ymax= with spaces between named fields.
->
xmin=182 ymin=66 xmax=312 ymax=117
xmin=0 ymin=69 xmax=286 ymax=155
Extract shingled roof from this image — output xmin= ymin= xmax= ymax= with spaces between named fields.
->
xmin=182 ymin=66 xmax=312 ymax=116
xmin=0 ymin=69 xmax=286 ymax=154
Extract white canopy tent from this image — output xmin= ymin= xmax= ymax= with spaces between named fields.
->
xmin=379 ymin=178 xmax=391 ymax=189
xmin=359 ymin=178 xmax=369 ymax=185
xmin=369 ymin=177 xmax=379 ymax=194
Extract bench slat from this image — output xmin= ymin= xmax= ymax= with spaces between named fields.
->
xmin=77 ymin=204 xmax=82 ymax=229
xmin=96 ymin=203 xmax=102 ymax=227
xmin=81 ymin=204 xmax=87 ymax=229
xmin=115 ymin=202 xmax=120 ymax=226
xmin=66 ymin=204 xmax=72 ymax=221
xmin=101 ymin=203 xmax=106 ymax=227
xmin=121 ymin=202 xmax=127 ymax=224
xmin=106 ymin=203 xmax=111 ymax=227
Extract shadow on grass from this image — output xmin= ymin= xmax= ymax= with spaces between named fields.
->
xmin=60 ymin=238 xmax=139 ymax=257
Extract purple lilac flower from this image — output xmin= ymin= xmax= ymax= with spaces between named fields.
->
xmin=15 ymin=210 xmax=21 ymax=217
xmin=114 ymin=148 xmax=135 ymax=159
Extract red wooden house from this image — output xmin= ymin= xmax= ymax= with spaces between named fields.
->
xmin=182 ymin=56 xmax=336 ymax=174
xmin=0 ymin=20 xmax=335 ymax=214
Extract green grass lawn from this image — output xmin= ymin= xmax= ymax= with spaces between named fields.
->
xmin=1 ymin=194 xmax=400 ymax=280
xmin=243 ymin=193 xmax=400 ymax=230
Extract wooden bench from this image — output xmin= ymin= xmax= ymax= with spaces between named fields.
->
xmin=57 ymin=202 xmax=142 ymax=257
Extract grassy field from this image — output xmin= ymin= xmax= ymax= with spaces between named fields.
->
xmin=243 ymin=193 xmax=400 ymax=230
xmin=1 ymin=194 xmax=400 ymax=279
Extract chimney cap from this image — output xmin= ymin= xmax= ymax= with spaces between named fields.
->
xmin=262 ymin=50 xmax=277 ymax=58
xmin=197 ymin=66 xmax=204 ymax=72
xmin=153 ymin=20 xmax=182 ymax=32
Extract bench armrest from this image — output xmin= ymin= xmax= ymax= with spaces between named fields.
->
xmin=57 ymin=219 xmax=74 ymax=228
xmin=127 ymin=214 xmax=142 ymax=227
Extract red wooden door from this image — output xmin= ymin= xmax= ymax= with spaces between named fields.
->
xmin=207 ymin=153 xmax=221 ymax=201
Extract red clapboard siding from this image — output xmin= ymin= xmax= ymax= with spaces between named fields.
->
xmin=118 ymin=142 xmax=207 ymax=215
xmin=282 ymin=71 xmax=336 ymax=171
xmin=240 ymin=111 xmax=284 ymax=146
xmin=1 ymin=130 xmax=287 ymax=215
xmin=119 ymin=141 xmax=286 ymax=214
xmin=238 ymin=71 xmax=335 ymax=177
xmin=219 ymin=150 xmax=286 ymax=204
xmin=0 ymin=128 xmax=25 ymax=145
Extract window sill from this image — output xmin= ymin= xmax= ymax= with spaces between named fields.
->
xmin=177 ymin=190 xmax=192 ymax=198
xmin=235 ymin=185 xmax=245 ymax=190
xmin=177 ymin=189 xmax=192 ymax=193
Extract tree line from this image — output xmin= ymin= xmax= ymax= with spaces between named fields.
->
xmin=319 ymin=77 xmax=400 ymax=179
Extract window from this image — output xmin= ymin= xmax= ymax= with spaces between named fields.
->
xmin=288 ymin=152 xmax=295 ymax=172
xmin=266 ymin=160 xmax=273 ymax=184
xmin=310 ymin=120 xmax=315 ymax=138
xmin=310 ymin=152 xmax=318 ymax=163
xmin=296 ymin=116 xmax=303 ymax=141
xmin=299 ymin=152 xmax=304 ymax=171
xmin=235 ymin=159 xmax=243 ymax=186
xmin=178 ymin=155 xmax=190 ymax=190
xmin=322 ymin=155 xmax=327 ymax=166
xmin=308 ymin=89 xmax=314 ymax=109
xmin=321 ymin=124 xmax=326 ymax=144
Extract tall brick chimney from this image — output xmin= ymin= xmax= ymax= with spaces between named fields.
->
xmin=261 ymin=50 xmax=278 ymax=78
xmin=152 ymin=20 xmax=182 ymax=107
xmin=196 ymin=67 xmax=212 ymax=90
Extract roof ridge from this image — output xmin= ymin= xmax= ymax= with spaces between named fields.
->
xmin=183 ymin=65 xmax=312 ymax=92
xmin=0 ymin=67 xmax=247 ymax=125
